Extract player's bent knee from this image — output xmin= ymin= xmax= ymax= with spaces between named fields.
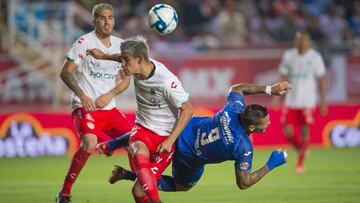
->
xmin=283 ymin=125 xmax=294 ymax=137
xmin=81 ymin=134 xmax=98 ymax=152
xmin=124 ymin=146 xmax=133 ymax=156
xmin=132 ymin=181 xmax=146 ymax=197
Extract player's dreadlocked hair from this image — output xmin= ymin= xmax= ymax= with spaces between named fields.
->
xmin=239 ymin=104 xmax=268 ymax=128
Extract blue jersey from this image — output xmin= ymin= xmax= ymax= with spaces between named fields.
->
xmin=177 ymin=92 xmax=253 ymax=171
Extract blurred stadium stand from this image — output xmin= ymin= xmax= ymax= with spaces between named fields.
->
xmin=0 ymin=0 xmax=359 ymax=112
xmin=0 ymin=0 xmax=359 ymax=156
xmin=1 ymin=0 xmax=360 ymax=112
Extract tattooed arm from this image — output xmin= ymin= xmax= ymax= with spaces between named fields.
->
xmin=95 ymin=72 xmax=130 ymax=109
xmin=230 ymin=81 xmax=292 ymax=96
xmin=235 ymin=149 xmax=287 ymax=190
xmin=60 ymin=59 xmax=96 ymax=111
xmin=235 ymin=166 xmax=269 ymax=190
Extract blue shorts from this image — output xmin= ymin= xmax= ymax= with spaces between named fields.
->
xmin=172 ymin=150 xmax=204 ymax=188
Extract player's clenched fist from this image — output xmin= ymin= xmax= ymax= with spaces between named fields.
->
xmin=266 ymin=149 xmax=288 ymax=171
xmin=270 ymin=81 xmax=292 ymax=96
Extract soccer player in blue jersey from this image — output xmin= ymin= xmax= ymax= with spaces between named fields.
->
xmin=98 ymin=81 xmax=292 ymax=191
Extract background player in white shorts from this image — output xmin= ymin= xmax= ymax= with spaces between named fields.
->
xmin=274 ymin=30 xmax=327 ymax=173
xmin=87 ymin=35 xmax=194 ymax=203
xmin=56 ymin=3 xmax=132 ymax=203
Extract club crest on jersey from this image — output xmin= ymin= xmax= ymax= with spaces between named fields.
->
xmin=240 ymin=162 xmax=249 ymax=170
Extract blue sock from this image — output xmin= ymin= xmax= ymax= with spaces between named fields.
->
xmin=157 ymin=175 xmax=176 ymax=192
xmin=124 ymin=170 xmax=176 ymax=191
xmin=124 ymin=170 xmax=136 ymax=181
xmin=107 ymin=133 xmax=130 ymax=151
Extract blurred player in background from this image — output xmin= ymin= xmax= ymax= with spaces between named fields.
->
xmin=87 ymin=36 xmax=193 ymax=203
xmin=275 ymin=30 xmax=327 ymax=173
xmin=99 ymin=81 xmax=292 ymax=192
xmin=56 ymin=3 xmax=133 ymax=203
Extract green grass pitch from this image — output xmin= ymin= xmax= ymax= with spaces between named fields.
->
xmin=0 ymin=147 xmax=359 ymax=203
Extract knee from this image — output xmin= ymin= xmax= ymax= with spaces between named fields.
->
xmin=124 ymin=146 xmax=133 ymax=156
xmin=81 ymin=135 xmax=98 ymax=152
xmin=283 ymin=125 xmax=294 ymax=137
xmin=132 ymin=182 xmax=145 ymax=197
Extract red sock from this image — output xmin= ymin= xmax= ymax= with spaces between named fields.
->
xmin=134 ymin=194 xmax=152 ymax=203
xmin=297 ymin=140 xmax=310 ymax=166
xmin=60 ymin=147 xmax=91 ymax=195
xmin=286 ymin=136 xmax=301 ymax=150
xmin=133 ymin=153 xmax=160 ymax=202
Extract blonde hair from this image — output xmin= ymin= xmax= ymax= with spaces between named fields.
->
xmin=92 ymin=3 xmax=113 ymax=18
xmin=120 ymin=36 xmax=150 ymax=62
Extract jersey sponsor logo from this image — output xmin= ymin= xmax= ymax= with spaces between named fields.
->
xmin=136 ymin=94 xmax=163 ymax=108
xmin=243 ymin=151 xmax=252 ymax=156
xmin=240 ymin=162 xmax=249 ymax=170
xmin=170 ymin=81 xmax=177 ymax=89
xmin=90 ymin=70 xmax=117 ymax=80
xmin=220 ymin=111 xmax=234 ymax=144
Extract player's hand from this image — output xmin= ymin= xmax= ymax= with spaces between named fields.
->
xmin=95 ymin=92 xmax=114 ymax=109
xmin=266 ymin=149 xmax=288 ymax=171
xmin=80 ymin=95 xmax=97 ymax=112
xmin=87 ymin=48 xmax=106 ymax=59
xmin=271 ymin=81 xmax=292 ymax=96
xmin=156 ymin=138 xmax=174 ymax=153
xmin=320 ymin=101 xmax=328 ymax=116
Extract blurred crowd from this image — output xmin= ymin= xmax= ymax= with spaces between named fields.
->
xmin=77 ymin=0 xmax=360 ymax=51
xmin=1 ymin=0 xmax=360 ymax=55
